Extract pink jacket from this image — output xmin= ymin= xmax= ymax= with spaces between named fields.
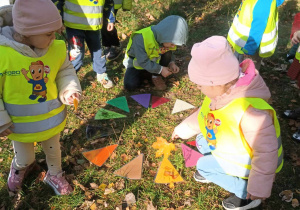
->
xmin=175 ymin=59 xmax=278 ymax=198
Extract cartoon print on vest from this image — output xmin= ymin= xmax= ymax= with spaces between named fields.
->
xmin=204 ymin=113 xmax=221 ymax=150
xmin=90 ymin=0 xmax=98 ymax=5
xmin=21 ymin=60 xmax=49 ymax=103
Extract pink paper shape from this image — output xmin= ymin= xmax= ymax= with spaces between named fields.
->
xmin=130 ymin=94 xmax=151 ymax=108
xmin=181 ymin=143 xmax=203 ymax=167
xmin=186 ymin=141 xmax=196 ymax=147
xmin=151 ymin=96 xmax=170 ymax=108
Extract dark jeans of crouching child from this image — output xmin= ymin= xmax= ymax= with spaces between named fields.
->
xmin=66 ymin=27 xmax=106 ymax=74
xmin=124 ymin=51 xmax=172 ymax=90
xmin=101 ymin=9 xmax=120 ymax=47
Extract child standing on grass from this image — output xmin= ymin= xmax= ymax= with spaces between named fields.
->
xmin=55 ymin=0 xmax=115 ymax=89
xmin=0 ymin=0 xmax=82 ymax=195
xmin=172 ymin=36 xmax=283 ymax=210
xmin=283 ymin=13 xmax=300 ymax=142
xmin=101 ymin=0 xmax=133 ymax=61
xmin=123 ymin=15 xmax=188 ymax=91
xmin=227 ymin=0 xmax=285 ymax=70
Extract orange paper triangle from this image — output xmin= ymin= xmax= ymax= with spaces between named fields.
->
xmin=114 ymin=154 xmax=144 ymax=179
xmin=82 ymin=144 xmax=118 ymax=167
xmin=154 ymin=158 xmax=184 ymax=184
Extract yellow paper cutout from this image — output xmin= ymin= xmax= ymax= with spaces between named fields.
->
xmin=74 ymin=98 xmax=79 ymax=111
xmin=152 ymin=137 xmax=175 ymax=159
xmin=154 ymin=158 xmax=184 ymax=184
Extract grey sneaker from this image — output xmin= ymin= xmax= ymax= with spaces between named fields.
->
xmin=193 ymin=171 xmax=211 ymax=183
xmin=107 ymin=46 xmax=122 ymax=61
xmin=97 ymin=73 xmax=114 ymax=88
xmin=7 ymin=161 xmax=37 ymax=192
xmin=43 ymin=171 xmax=73 ymax=195
xmin=222 ymin=194 xmax=261 ymax=210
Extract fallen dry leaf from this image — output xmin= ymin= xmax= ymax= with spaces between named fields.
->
xmin=292 ymin=198 xmax=299 ymax=208
xmin=104 ymin=188 xmax=115 ymax=195
xmin=90 ymin=183 xmax=99 ymax=190
xmin=35 ymin=171 xmax=46 ymax=184
xmin=146 ymin=13 xmax=155 ymax=20
xmin=147 ymin=201 xmax=157 ymax=210
xmin=115 ymin=179 xmax=125 ymax=190
xmin=122 ymin=33 xmax=127 ymax=40
xmin=124 ymin=192 xmax=136 ymax=205
xmin=279 ymin=190 xmax=293 ymax=202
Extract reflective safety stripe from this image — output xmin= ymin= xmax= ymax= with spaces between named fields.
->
xmin=228 ymin=27 xmax=247 ymax=47
xmin=4 ymin=98 xmax=62 ymax=117
xmin=10 ymin=104 xmax=65 ymax=123
xmin=114 ymin=0 xmax=122 ymax=4
xmin=231 ymin=16 xmax=278 ymax=44
xmin=64 ymin=13 xmax=102 ymax=26
xmin=214 ymin=155 xmax=251 ymax=178
xmin=12 ymin=108 xmax=66 ymax=134
xmin=232 ymin=16 xmax=250 ymax=36
xmin=261 ymin=22 xmax=278 ymax=43
xmin=65 ymin=1 xmax=103 ymax=13
xmin=259 ymin=35 xmax=278 ymax=54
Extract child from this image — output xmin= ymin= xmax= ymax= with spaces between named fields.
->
xmin=101 ymin=0 xmax=133 ymax=61
xmin=123 ymin=15 xmax=188 ymax=90
xmin=283 ymin=13 xmax=300 ymax=142
xmin=0 ymin=0 xmax=82 ymax=195
xmin=172 ymin=36 xmax=283 ymax=209
xmin=227 ymin=0 xmax=285 ymax=70
xmin=55 ymin=0 xmax=115 ymax=88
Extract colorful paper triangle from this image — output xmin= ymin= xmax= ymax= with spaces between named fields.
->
xmin=171 ymin=99 xmax=195 ymax=114
xmin=154 ymin=158 xmax=184 ymax=183
xmin=181 ymin=144 xmax=203 ymax=167
xmin=130 ymin=94 xmax=151 ymax=108
xmin=114 ymin=154 xmax=144 ymax=179
xmin=82 ymin=144 xmax=118 ymax=167
xmin=95 ymin=108 xmax=126 ymax=120
xmin=186 ymin=141 xmax=196 ymax=147
xmin=107 ymin=96 xmax=130 ymax=113
xmin=151 ymin=96 xmax=170 ymax=108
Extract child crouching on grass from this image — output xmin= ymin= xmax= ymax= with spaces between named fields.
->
xmin=123 ymin=15 xmax=188 ymax=91
xmin=172 ymin=36 xmax=283 ymax=210
xmin=0 ymin=0 xmax=82 ymax=195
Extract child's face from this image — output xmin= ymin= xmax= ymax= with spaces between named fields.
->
xmin=26 ymin=31 xmax=56 ymax=49
xmin=163 ymin=43 xmax=176 ymax=48
xmin=197 ymin=85 xmax=227 ymax=99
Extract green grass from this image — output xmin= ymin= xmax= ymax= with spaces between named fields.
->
xmin=1 ymin=0 xmax=300 ymax=209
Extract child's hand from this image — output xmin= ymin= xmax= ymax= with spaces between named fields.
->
xmin=107 ymin=23 xmax=114 ymax=31
xmin=292 ymin=30 xmax=300 ymax=45
xmin=169 ymin=62 xmax=180 ymax=73
xmin=66 ymin=92 xmax=80 ymax=105
xmin=171 ymin=130 xmax=179 ymax=140
xmin=246 ymin=193 xmax=265 ymax=201
xmin=0 ymin=125 xmax=14 ymax=137
xmin=161 ymin=67 xmax=172 ymax=77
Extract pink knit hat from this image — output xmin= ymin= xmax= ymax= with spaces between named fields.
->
xmin=12 ymin=0 xmax=62 ymax=36
xmin=188 ymin=36 xmax=239 ymax=86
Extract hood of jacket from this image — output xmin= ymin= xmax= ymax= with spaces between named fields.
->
xmin=151 ymin=15 xmax=188 ymax=46
xmin=276 ymin=0 xmax=285 ymax=7
xmin=0 ymin=5 xmax=48 ymax=57
xmin=209 ymin=59 xmax=271 ymax=110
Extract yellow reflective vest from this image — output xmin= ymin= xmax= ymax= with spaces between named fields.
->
xmin=124 ymin=26 xmax=176 ymax=70
xmin=227 ymin=0 xmax=279 ymax=58
xmin=198 ymin=97 xmax=283 ymax=179
xmin=0 ymin=40 xmax=67 ymax=143
xmin=63 ymin=0 xmax=105 ymax=30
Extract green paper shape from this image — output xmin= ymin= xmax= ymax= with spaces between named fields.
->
xmin=95 ymin=108 xmax=126 ymax=120
xmin=107 ymin=96 xmax=130 ymax=113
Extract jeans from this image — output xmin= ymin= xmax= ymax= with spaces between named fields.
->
xmin=66 ymin=27 xmax=106 ymax=74
xmin=124 ymin=51 xmax=172 ymax=90
xmin=196 ymin=134 xmax=248 ymax=199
